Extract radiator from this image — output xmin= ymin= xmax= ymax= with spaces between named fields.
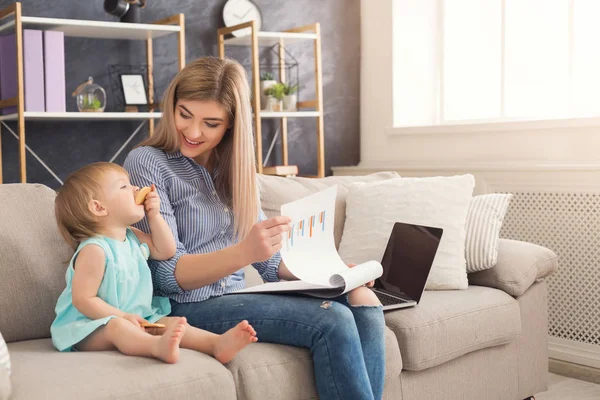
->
xmin=500 ymin=192 xmax=600 ymax=348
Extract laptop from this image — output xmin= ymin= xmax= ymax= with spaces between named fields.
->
xmin=371 ymin=222 xmax=444 ymax=311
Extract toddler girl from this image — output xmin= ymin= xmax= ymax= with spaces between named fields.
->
xmin=51 ymin=162 xmax=256 ymax=364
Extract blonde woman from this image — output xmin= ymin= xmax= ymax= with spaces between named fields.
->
xmin=124 ymin=56 xmax=385 ymax=399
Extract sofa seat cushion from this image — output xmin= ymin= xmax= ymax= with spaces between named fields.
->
xmin=225 ymin=327 xmax=402 ymax=400
xmin=384 ymin=286 xmax=521 ymax=371
xmin=8 ymin=339 xmax=236 ymax=400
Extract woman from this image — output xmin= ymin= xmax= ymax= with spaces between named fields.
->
xmin=124 ymin=56 xmax=385 ymax=399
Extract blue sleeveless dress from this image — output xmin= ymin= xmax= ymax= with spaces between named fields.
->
xmin=51 ymin=228 xmax=171 ymax=351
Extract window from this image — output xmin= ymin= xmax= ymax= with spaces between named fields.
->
xmin=393 ymin=0 xmax=600 ymax=127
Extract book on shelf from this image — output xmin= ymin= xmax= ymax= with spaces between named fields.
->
xmin=0 ymin=30 xmax=46 ymax=115
xmin=43 ymin=31 xmax=66 ymax=112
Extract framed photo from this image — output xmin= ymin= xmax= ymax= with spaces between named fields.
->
xmin=120 ymin=74 xmax=148 ymax=105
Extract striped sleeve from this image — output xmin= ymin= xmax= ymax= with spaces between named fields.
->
xmin=124 ymin=149 xmax=188 ymax=295
xmin=251 ymin=209 xmax=282 ymax=282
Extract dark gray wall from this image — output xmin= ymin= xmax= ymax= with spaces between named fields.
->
xmin=0 ymin=0 xmax=360 ymax=188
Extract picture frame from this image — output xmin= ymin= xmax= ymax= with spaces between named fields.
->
xmin=120 ymin=74 xmax=148 ymax=105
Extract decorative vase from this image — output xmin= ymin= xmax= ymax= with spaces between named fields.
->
xmin=283 ymin=94 xmax=297 ymax=111
xmin=267 ymin=96 xmax=282 ymax=112
xmin=73 ymin=77 xmax=107 ymax=112
xmin=260 ymin=80 xmax=277 ymax=110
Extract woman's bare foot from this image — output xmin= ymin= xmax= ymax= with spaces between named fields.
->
xmin=213 ymin=320 xmax=258 ymax=364
xmin=152 ymin=317 xmax=186 ymax=364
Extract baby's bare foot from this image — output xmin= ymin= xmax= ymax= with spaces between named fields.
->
xmin=152 ymin=317 xmax=186 ymax=364
xmin=213 ymin=320 xmax=257 ymax=364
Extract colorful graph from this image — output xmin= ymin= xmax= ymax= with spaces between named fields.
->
xmin=286 ymin=210 xmax=326 ymax=249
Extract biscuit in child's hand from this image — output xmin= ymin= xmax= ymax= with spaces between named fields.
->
xmin=141 ymin=322 xmax=165 ymax=329
xmin=135 ymin=186 xmax=152 ymax=205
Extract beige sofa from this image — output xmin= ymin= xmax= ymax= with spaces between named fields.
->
xmin=0 ymin=174 xmax=557 ymax=400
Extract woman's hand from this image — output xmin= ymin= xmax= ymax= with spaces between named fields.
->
xmin=144 ymin=184 xmax=161 ymax=219
xmin=347 ymin=263 xmax=375 ymax=288
xmin=123 ymin=313 xmax=149 ymax=330
xmin=241 ymin=216 xmax=291 ymax=263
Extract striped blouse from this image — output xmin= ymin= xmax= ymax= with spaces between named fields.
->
xmin=123 ymin=146 xmax=281 ymax=303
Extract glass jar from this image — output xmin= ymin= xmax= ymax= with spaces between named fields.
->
xmin=73 ymin=77 xmax=106 ymax=112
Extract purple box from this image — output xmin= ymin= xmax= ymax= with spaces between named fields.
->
xmin=43 ymin=31 xmax=65 ymax=112
xmin=0 ymin=30 xmax=46 ymax=115
xmin=23 ymin=29 xmax=45 ymax=112
xmin=0 ymin=34 xmax=17 ymax=115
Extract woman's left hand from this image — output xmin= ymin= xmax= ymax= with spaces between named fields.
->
xmin=347 ymin=263 xmax=375 ymax=288
xmin=144 ymin=184 xmax=161 ymax=219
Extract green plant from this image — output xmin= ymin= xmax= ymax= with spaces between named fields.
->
xmin=82 ymin=95 xmax=102 ymax=110
xmin=260 ymin=72 xmax=275 ymax=81
xmin=283 ymin=83 xmax=298 ymax=96
xmin=265 ymin=82 xmax=285 ymax=100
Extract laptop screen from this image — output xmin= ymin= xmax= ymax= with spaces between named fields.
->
xmin=374 ymin=222 xmax=443 ymax=304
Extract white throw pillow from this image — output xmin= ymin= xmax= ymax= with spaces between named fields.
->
xmin=0 ymin=332 xmax=9 ymax=377
xmin=0 ymin=331 xmax=10 ymax=400
xmin=465 ymin=194 xmax=513 ymax=273
xmin=338 ymin=175 xmax=475 ymax=290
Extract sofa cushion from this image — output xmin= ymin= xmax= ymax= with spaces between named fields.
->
xmin=465 ymin=193 xmax=513 ymax=272
xmin=8 ymin=339 xmax=236 ymax=400
xmin=0 ymin=368 xmax=8 ymax=400
xmin=339 ymin=175 xmax=475 ymax=290
xmin=0 ymin=332 xmax=9 ymax=400
xmin=258 ymin=172 xmax=399 ymax=249
xmin=225 ymin=327 xmax=402 ymax=400
xmin=0 ymin=184 xmax=74 ymax=343
xmin=468 ymin=239 xmax=558 ymax=297
xmin=384 ymin=286 xmax=521 ymax=371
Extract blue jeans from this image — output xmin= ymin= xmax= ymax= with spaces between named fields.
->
xmin=170 ymin=293 xmax=385 ymax=400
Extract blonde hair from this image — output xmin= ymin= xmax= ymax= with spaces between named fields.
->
xmin=138 ymin=56 xmax=258 ymax=240
xmin=55 ymin=162 xmax=128 ymax=249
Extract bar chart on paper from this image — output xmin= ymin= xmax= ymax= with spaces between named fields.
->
xmin=230 ymin=185 xmax=383 ymax=296
xmin=286 ymin=210 xmax=327 ymax=250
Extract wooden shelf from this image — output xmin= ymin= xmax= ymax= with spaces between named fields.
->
xmin=0 ymin=16 xmax=180 ymax=40
xmin=0 ymin=112 xmax=163 ymax=121
xmin=224 ymin=31 xmax=318 ymax=47
xmin=217 ymin=21 xmax=325 ymax=178
xmin=259 ymin=111 xmax=320 ymax=118
xmin=262 ymin=165 xmax=299 ymax=176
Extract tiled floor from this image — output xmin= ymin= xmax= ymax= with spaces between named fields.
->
xmin=535 ymin=373 xmax=600 ymax=400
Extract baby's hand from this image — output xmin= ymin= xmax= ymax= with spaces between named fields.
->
xmin=123 ymin=313 xmax=149 ymax=331
xmin=144 ymin=184 xmax=161 ymax=219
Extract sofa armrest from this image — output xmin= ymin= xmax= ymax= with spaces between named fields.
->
xmin=468 ymin=239 xmax=557 ymax=297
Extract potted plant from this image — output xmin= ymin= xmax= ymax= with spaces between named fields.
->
xmin=260 ymin=72 xmax=277 ymax=110
xmin=282 ymin=83 xmax=299 ymax=111
xmin=265 ymin=82 xmax=285 ymax=112
xmin=72 ymin=77 xmax=106 ymax=112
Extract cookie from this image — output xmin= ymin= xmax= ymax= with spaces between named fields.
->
xmin=135 ymin=186 xmax=152 ymax=205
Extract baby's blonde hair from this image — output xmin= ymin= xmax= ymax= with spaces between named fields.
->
xmin=55 ymin=162 xmax=128 ymax=249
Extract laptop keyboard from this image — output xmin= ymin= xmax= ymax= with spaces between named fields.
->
xmin=373 ymin=290 xmax=408 ymax=306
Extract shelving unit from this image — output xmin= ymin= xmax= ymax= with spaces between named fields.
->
xmin=217 ymin=21 xmax=325 ymax=178
xmin=0 ymin=2 xmax=185 ymax=184
xmin=0 ymin=112 xmax=163 ymax=121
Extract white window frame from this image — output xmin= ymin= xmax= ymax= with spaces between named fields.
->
xmin=390 ymin=0 xmax=600 ymax=135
